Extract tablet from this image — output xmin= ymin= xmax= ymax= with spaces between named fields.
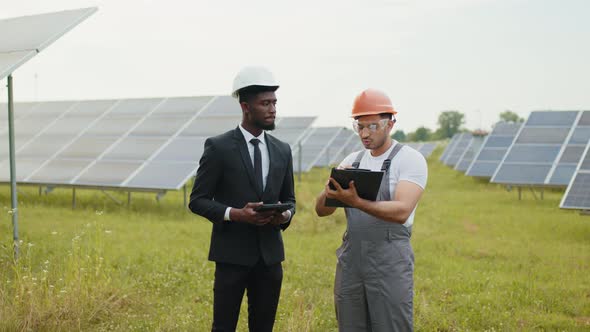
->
xmin=254 ymin=203 xmax=294 ymax=212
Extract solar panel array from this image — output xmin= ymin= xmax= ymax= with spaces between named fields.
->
xmin=546 ymin=111 xmax=590 ymax=185
xmin=0 ymin=97 xmax=317 ymax=191
xmin=293 ymin=127 xmax=344 ymax=172
xmin=404 ymin=142 xmax=438 ymax=158
xmin=439 ymin=133 xmax=460 ymax=162
xmin=491 ymin=111 xmax=590 ymax=186
xmin=442 ymin=133 xmax=474 ymax=167
xmin=560 ymin=139 xmax=590 ymax=210
xmin=329 ymin=134 xmax=364 ymax=166
xmin=314 ymin=128 xmax=356 ymax=167
xmin=465 ymin=122 xmax=522 ymax=178
xmin=455 ymin=136 xmax=485 ymax=172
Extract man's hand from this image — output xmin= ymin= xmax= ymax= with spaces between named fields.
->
xmin=325 ymin=178 xmax=361 ymax=208
xmin=230 ymin=202 xmax=275 ymax=226
xmin=268 ymin=210 xmax=290 ymax=226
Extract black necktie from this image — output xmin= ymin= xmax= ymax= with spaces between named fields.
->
xmin=250 ymin=138 xmax=263 ymax=194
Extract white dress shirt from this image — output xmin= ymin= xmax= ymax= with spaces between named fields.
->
xmin=224 ymin=125 xmax=290 ymax=222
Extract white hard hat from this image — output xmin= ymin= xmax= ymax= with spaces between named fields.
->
xmin=231 ymin=66 xmax=279 ymax=99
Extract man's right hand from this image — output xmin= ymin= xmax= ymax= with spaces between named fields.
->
xmin=229 ymin=202 xmax=275 ymax=226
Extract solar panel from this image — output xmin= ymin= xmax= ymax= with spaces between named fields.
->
xmin=293 ymin=127 xmax=343 ymax=172
xmin=0 ymin=50 xmax=36 ymax=81
xmin=466 ymin=121 xmax=521 ymax=178
xmin=404 ymin=142 xmax=437 ymax=158
xmin=560 ymin=139 xmax=590 ymax=210
xmin=439 ymin=133 xmax=460 ymax=162
xmin=272 ymin=116 xmax=316 ymax=146
xmin=2 ymin=96 xmax=318 ymax=191
xmin=443 ymin=133 xmax=473 ymax=167
xmin=405 ymin=142 xmax=423 ymax=150
xmin=455 ymin=136 xmax=485 ymax=172
xmin=328 ymin=130 xmax=357 ymax=165
xmin=491 ymin=111 xmax=590 ymax=186
xmin=547 ymin=111 xmax=590 ymax=185
xmin=419 ymin=142 xmax=437 ymax=158
xmin=315 ymin=128 xmax=354 ymax=167
xmin=328 ymin=134 xmax=364 ymax=166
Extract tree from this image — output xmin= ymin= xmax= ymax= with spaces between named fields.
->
xmin=499 ymin=110 xmax=524 ymax=123
xmin=406 ymin=127 xmax=433 ymax=142
xmin=436 ymin=111 xmax=465 ymax=139
xmin=391 ymin=130 xmax=406 ymax=142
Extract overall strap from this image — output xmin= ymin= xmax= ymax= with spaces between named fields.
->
xmin=381 ymin=143 xmax=404 ymax=172
xmin=351 ymin=150 xmax=365 ymax=169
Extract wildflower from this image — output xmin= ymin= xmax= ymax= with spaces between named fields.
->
xmin=105 ymin=230 xmax=112 ymax=234
xmin=51 ymin=231 xmax=57 ymax=235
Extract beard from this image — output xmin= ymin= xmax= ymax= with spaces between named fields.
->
xmin=254 ymin=118 xmax=276 ymax=131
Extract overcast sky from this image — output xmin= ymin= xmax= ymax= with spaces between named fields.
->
xmin=1 ymin=0 xmax=588 ymax=133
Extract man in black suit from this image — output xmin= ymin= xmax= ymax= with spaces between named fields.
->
xmin=189 ymin=66 xmax=296 ymax=332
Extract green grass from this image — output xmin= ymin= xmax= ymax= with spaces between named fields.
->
xmin=1 ymin=147 xmax=589 ymax=331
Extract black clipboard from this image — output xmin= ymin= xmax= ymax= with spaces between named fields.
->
xmin=325 ymin=168 xmax=384 ymax=207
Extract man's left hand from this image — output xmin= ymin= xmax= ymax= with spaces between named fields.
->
xmin=326 ymin=178 xmax=361 ymax=208
xmin=268 ymin=210 xmax=290 ymax=226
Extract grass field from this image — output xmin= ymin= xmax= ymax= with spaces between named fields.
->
xmin=1 ymin=147 xmax=589 ymax=331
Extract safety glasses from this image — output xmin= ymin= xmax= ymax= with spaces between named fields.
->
xmin=352 ymin=118 xmax=391 ymax=134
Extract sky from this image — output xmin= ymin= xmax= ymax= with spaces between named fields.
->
xmin=0 ymin=0 xmax=589 ymax=133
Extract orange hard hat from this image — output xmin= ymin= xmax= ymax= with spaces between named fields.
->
xmin=351 ymin=88 xmax=397 ymax=118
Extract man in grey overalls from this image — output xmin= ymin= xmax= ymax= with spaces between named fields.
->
xmin=315 ymin=89 xmax=428 ymax=332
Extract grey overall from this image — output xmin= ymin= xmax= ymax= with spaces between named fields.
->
xmin=334 ymin=144 xmax=414 ymax=332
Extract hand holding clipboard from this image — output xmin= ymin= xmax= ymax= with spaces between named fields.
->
xmin=325 ymin=168 xmax=384 ymax=208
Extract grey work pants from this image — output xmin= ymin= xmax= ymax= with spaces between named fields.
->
xmin=334 ymin=236 xmax=414 ymax=332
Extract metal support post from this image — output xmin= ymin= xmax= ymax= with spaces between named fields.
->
xmin=183 ymin=185 xmax=187 ymax=209
xmin=156 ymin=191 xmax=166 ymax=202
xmin=7 ymin=75 xmax=19 ymax=259
xmin=518 ymin=187 xmax=522 ymax=200
xmin=72 ymin=187 xmax=76 ymax=209
xmin=528 ymin=186 xmax=538 ymax=200
xmin=128 ymin=192 xmax=131 ymax=208
xmin=298 ymin=142 xmax=302 ymax=182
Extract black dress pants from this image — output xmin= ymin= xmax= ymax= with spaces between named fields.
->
xmin=212 ymin=260 xmax=283 ymax=332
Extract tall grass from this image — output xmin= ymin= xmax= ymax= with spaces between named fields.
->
xmin=0 ymin=146 xmax=589 ymax=331
xmin=0 ymin=219 xmax=130 ymax=331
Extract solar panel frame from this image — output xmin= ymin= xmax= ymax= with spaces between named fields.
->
xmin=439 ymin=133 xmax=460 ymax=162
xmin=465 ymin=122 xmax=522 ymax=178
xmin=328 ymin=130 xmax=357 ymax=165
xmin=293 ymin=127 xmax=343 ymax=172
xmin=2 ymin=95 xmax=318 ymax=191
xmin=314 ymin=128 xmax=354 ymax=167
xmin=560 ymin=139 xmax=590 ymax=209
xmin=455 ymin=136 xmax=485 ymax=172
xmin=419 ymin=142 xmax=437 ymax=158
xmin=546 ymin=111 xmax=590 ymax=185
xmin=491 ymin=111 xmax=585 ymax=186
xmin=443 ymin=133 xmax=473 ymax=167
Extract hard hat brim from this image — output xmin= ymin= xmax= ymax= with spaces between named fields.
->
xmin=232 ymin=85 xmax=279 ymax=99
xmin=350 ymin=110 xmax=398 ymax=118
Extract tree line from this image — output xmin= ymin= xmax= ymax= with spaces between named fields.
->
xmin=392 ymin=110 xmax=524 ymax=142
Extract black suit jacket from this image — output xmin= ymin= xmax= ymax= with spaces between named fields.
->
xmin=189 ymin=127 xmax=296 ymax=267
